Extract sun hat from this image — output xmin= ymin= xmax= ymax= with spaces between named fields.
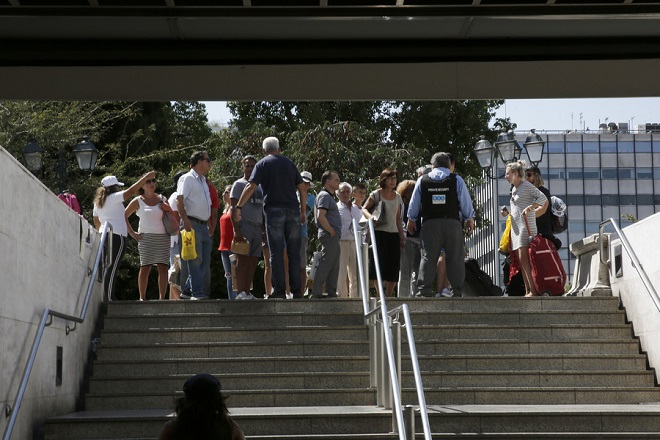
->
xmin=301 ymin=171 xmax=313 ymax=183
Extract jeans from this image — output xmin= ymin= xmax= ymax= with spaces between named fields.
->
xmin=265 ymin=207 xmax=302 ymax=297
xmin=185 ymin=222 xmax=212 ymax=298
xmin=221 ymin=250 xmax=236 ymax=300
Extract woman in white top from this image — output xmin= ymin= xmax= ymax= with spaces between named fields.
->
xmin=361 ymin=168 xmax=406 ymax=297
xmin=93 ymin=171 xmax=155 ymax=301
xmin=125 ymin=175 xmax=174 ymax=300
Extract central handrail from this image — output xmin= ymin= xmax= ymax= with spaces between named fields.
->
xmin=352 ymin=218 xmax=432 ymax=440
xmin=3 ymin=221 xmax=111 ymax=440
xmin=599 ymin=217 xmax=660 ymax=312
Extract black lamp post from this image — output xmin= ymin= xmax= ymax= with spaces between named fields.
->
xmin=23 ymin=140 xmax=44 ymax=175
xmin=474 ymin=129 xmax=546 ymax=179
xmin=22 ymin=138 xmax=99 ymax=193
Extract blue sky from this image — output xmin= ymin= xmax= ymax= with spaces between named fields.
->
xmin=203 ymin=98 xmax=660 ymax=132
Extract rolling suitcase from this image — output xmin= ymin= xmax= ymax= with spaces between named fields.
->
xmin=524 ymin=216 xmax=566 ymax=296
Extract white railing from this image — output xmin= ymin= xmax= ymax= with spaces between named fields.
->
xmin=352 ymin=218 xmax=432 ymax=440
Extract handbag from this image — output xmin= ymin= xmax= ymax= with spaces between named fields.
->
xmin=230 ymin=238 xmax=250 ymax=255
xmin=180 ymin=229 xmax=197 ymax=260
xmin=162 ymin=210 xmax=179 ymax=236
xmin=369 ymin=191 xmax=387 ymax=227
xmin=160 ymin=196 xmax=179 ymax=236
xmin=498 ymin=215 xmax=511 ymax=255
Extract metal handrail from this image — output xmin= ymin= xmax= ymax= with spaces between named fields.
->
xmin=352 ymin=218 xmax=432 ymax=440
xmin=3 ymin=222 xmax=112 ymax=440
xmin=599 ymin=218 xmax=660 ymax=312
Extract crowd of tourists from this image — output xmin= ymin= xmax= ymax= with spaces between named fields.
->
xmin=92 ymin=135 xmax=558 ymax=301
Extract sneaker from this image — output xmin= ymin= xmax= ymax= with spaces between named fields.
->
xmin=286 ymin=292 xmax=293 ymax=300
xmin=191 ymin=294 xmax=208 ymax=300
xmin=180 ymin=291 xmax=192 ymax=299
xmin=236 ymin=291 xmax=251 ymax=300
xmin=438 ymin=288 xmax=453 ymax=298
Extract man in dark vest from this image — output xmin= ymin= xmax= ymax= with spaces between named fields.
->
xmin=407 ymin=152 xmax=475 ymax=298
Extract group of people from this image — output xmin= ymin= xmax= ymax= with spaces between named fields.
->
xmin=94 ymin=135 xmax=526 ymax=300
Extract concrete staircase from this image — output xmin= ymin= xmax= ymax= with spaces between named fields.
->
xmin=43 ymin=296 xmax=660 ymax=439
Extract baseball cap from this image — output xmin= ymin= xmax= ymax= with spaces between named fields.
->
xmin=301 ymin=171 xmax=313 ymax=183
xmin=101 ymin=176 xmax=124 ymax=187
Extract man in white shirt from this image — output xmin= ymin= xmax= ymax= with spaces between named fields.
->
xmin=337 ymin=182 xmax=362 ymax=298
xmin=177 ymin=151 xmax=212 ymax=299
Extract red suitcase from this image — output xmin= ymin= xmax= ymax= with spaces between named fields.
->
xmin=524 ymin=216 xmax=567 ymax=296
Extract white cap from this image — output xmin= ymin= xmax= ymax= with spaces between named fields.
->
xmin=301 ymin=171 xmax=313 ymax=183
xmin=101 ymin=176 xmax=124 ymax=187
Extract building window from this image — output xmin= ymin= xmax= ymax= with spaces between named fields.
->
xmin=620 ymin=195 xmax=636 ymax=205
xmin=637 ymin=168 xmax=653 ymax=179
xmin=601 ymin=141 xmax=617 ymax=153
xmin=566 ymin=195 xmax=584 ymax=205
xmin=618 ymin=141 xmax=634 ymax=153
xmin=566 ymin=142 xmax=582 ymax=153
xmin=569 ymin=221 xmax=585 ymax=233
xmin=585 ymin=195 xmax=602 ymax=205
xmin=602 ymin=194 xmax=619 ymax=205
xmin=636 ymin=142 xmax=652 ymax=153
xmin=601 ymin=168 xmax=617 ymax=179
xmin=499 ymin=195 xmax=510 ymax=207
xmin=567 ymin=168 xmax=583 ymax=179
xmin=547 ymin=141 xmax=564 ymax=153
xmin=583 ymin=168 xmax=600 ymax=179
xmin=637 ymin=194 xmax=654 ymax=205
xmin=618 ymin=168 xmax=634 ymax=179
xmin=547 ymin=169 xmax=566 ymax=180
xmin=583 ymin=142 xmax=599 ymax=153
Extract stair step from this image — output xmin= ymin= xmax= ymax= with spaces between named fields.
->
xmin=100 ymin=326 xmax=368 ymax=344
xmin=413 ymin=339 xmax=641 ymax=355
xmin=84 ymin=389 xmax=378 ymax=410
xmin=92 ymin=356 xmax=370 ymax=376
xmin=95 ymin=340 xmax=368 ymax=360
xmin=45 ymin=405 xmax=660 ymax=439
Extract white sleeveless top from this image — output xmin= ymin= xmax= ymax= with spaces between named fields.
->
xmin=137 ymin=197 xmax=166 ymax=234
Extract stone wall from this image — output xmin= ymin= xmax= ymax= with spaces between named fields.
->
xmin=0 ymin=146 xmax=104 ymax=439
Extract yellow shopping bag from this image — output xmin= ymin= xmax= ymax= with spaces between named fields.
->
xmin=180 ymin=229 xmax=197 ymax=260
xmin=499 ymin=215 xmax=511 ymax=255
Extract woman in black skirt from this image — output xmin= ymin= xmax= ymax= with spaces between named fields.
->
xmin=361 ymin=168 xmax=406 ymax=297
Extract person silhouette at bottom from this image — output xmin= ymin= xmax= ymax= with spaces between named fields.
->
xmin=159 ymin=373 xmax=245 ymax=440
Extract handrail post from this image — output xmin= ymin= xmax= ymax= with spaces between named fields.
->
xmin=404 ymin=405 xmax=416 ymax=440
xmin=376 ymin=318 xmax=384 ymax=407
xmin=369 ymin=298 xmax=378 ymax=388
xmin=391 ymin=319 xmax=402 ymax=433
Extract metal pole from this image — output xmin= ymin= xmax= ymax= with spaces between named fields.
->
xmin=369 ymin=298 xmax=378 ymax=388
xmin=392 ymin=320 xmax=402 ymax=433
xmin=376 ymin=319 xmax=384 ymax=407
xmin=404 ymin=405 xmax=416 ymax=440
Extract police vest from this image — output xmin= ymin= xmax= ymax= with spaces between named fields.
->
xmin=420 ymin=173 xmax=460 ymax=221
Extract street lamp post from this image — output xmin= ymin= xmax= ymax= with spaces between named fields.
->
xmin=473 ymin=129 xmax=546 ymax=178
xmin=22 ymin=138 xmax=99 ymax=193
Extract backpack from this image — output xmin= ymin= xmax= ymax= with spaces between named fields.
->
xmin=464 ymin=258 xmax=503 ymax=297
xmin=58 ymin=192 xmax=82 ymax=215
xmin=550 ymin=196 xmax=568 ymax=233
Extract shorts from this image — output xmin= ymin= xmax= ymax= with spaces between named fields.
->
xmin=240 ymin=220 xmax=263 ymax=258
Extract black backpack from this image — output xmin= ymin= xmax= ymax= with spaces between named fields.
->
xmin=464 ymin=258 xmax=503 ymax=297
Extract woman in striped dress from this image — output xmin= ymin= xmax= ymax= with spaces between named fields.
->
xmin=125 ymin=175 xmax=173 ymax=300
xmin=505 ymin=160 xmax=548 ymax=297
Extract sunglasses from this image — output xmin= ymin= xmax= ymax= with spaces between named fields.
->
xmin=145 ymin=179 xmax=156 ymax=184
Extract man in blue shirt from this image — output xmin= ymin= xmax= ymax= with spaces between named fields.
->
xmin=233 ymin=137 xmax=307 ymax=299
xmin=311 ymin=170 xmax=342 ymax=299
xmin=407 ymin=152 xmax=475 ymax=298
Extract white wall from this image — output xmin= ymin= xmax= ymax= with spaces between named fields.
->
xmin=0 ymin=146 xmax=104 ymax=439
xmin=609 ymin=212 xmax=660 ymax=382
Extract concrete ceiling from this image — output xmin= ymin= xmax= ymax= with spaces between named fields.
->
xmin=1 ymin=1 xmax=660 ymax=100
